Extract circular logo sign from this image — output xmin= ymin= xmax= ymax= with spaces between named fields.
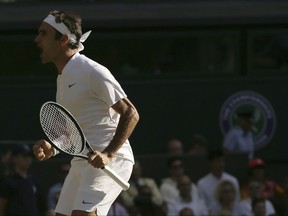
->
xmin=219 ymin=91 xmax=276 ymax=150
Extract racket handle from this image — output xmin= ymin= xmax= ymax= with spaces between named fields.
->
xmin=102 ymin=166 xmax=130 ymax=191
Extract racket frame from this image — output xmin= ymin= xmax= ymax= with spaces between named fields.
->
xmin=40 ymin=101 xmax=88 ymax=158
xmin=39 ymin=101 xmax=130 ymax=190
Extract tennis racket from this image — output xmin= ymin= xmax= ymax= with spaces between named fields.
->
xmin=39 ymin=101 xmax=130 ymax=191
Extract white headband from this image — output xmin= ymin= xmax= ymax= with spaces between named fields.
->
xmin=43 ymin=14 xmax=91 ymax=52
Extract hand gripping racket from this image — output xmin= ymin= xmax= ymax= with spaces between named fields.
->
xmin=39 ymin=101 xmax=130 ymax=191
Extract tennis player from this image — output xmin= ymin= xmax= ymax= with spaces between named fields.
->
xmin=32 ymin=10 xmax=139 ymax=216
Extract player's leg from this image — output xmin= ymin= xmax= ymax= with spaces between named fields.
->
xmin=72 ymin=157 xmax=133 ymax=216
xmin=55 ymin=160 xmax=81 ymax=216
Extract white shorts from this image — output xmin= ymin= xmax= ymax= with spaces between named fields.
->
xmin=55 ymin=156 xmax=133 ymax=216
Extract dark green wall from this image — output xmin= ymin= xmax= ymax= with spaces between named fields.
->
xmin=1 ymin=76 xmax=287 ymax=161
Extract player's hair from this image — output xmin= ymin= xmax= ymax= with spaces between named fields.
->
xmin=49 ymin=10 xmax=82 ymax=50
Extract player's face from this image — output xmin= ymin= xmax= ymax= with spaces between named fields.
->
xmin=35 ymin=22 xmax=61 ymax=64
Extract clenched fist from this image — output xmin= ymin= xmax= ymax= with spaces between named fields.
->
xmin=33 ymin=139 xmax=54 ymax=161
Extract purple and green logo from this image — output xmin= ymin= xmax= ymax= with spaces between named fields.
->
xmin=219 ymin=91 xmax=276 ymax=150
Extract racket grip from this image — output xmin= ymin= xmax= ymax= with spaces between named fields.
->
xmin=102 ymin=166 xmax=130 ymax=191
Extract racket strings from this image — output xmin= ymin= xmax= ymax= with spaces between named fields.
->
xmin=40 ymin=104 xmax=84 ymax=154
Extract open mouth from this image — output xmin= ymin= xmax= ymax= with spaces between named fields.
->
xmin=38 ymin=47 xmax=43 ymax=57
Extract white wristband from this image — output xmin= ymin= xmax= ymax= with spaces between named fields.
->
xmin=52 ymin=147 xmax=59 ymax=156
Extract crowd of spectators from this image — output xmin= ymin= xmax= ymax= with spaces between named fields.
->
xmin=113 ymin=135 xmax=287 ymax=216
xmin=0 ymin=139 xmax=287 ymax=216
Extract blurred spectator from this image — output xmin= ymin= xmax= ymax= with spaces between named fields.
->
xmin=166 ymin=138 xmax=183 ymax=155
xmin=198 ymin=36 xmax=236 ymax=74
xmin=160 ymin=156 xmax=198 ymax=203
xmin=240 ymin=179 xmax=276 ymax=216
xmin=209 ymin=180 xmax=244 ymax=216
xmin=166 ymin=174 xmax=207 ymax=216
xmin=197 ymin=150 xmax=240 ymax=209
xmin=0 ymin=144 xmax=46 ymax=216
xmin=223 ymin=107 xmax=254 ymax=160
xmin=241 ymin=158 xmax=286 ymax=216
xmin=46 ymin=163 xmax=70 ymax=216
xmin=253 ymin=34 xmax=288 ymax=73
xmin=120 ymin=160 xmax=164 ymax=215
xmin=107 ymin=197 xmax=129 ymax=216
xmin=187 ymin=134 xmax=208 ymax=154
xmin=133 ymin=184 xmax=165 ymax=216
xmin=252 ymin=198 xmax=268 ymax=216
xmin=179 ymin=207 xmax=195 ymax=216
xmin=0 ymin=148 xmax=12 ymax=181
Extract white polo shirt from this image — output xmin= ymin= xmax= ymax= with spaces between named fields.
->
xmin=56 ymin=52 xmax=134 ymax=162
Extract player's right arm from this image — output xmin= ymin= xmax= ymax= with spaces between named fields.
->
xmin=33 ymin=139 xmax=54 ymax=161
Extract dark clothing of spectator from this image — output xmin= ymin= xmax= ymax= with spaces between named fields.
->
xmin=0 ymin=172 xmax=44 ymax=216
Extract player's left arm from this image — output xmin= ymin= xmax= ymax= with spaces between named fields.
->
xmin=103 ymin=97 xmax=140 ymax=157
xmin=88 ymin=97 xmax=139 ymax=168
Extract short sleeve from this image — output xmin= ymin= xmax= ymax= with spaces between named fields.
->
xmin=89 ymin=65 xmax=127 ymax=106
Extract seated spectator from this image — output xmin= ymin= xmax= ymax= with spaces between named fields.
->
xmin=107 ymin=197 xmax=129 ymax=216
xmin=209 ymin=180 xmax=244 ymax=216
xmin=166 ymin=138 xmax=183 ymax=155
xmin=166 ymin=174 xmax=207 ymax=216
xmin=120 ymin=160 xmax=164 ymax=215
xmin=160 ymin=156 xmax=198 ymax=202
xmin=241 ymin=158 xmax=286 ymax=215
xmin=46 ymin=162 xmax=70 ymax=216
xmin=252 ymin=198 xmax=268 ymax=216
xmin=240 ymin=179 xmax=276 ymax=216
xmin=197 ymin=150 xmax=240 ymax=209
xmin=133 ymin=184 xmax=165 ymax=216
xmin=179 ymin=207 xmax=195 ymax=216
xmin=187 ymin=134 xmax=208 ymax=154
xmin=0 ymin=144 xmax=46 ymax=216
